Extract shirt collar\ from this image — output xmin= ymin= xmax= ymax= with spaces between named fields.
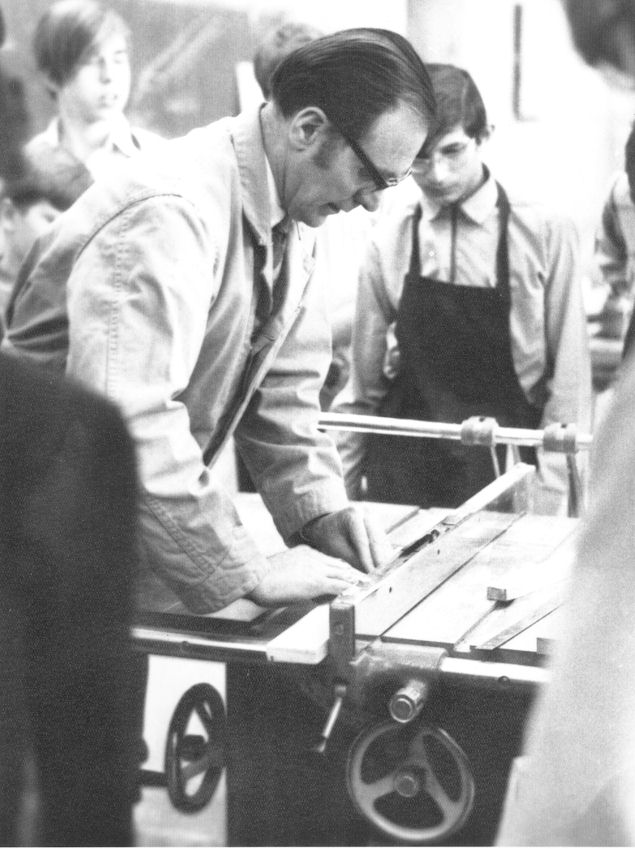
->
xmin=421 ymin=165 xmax=498 ymax=226
xmin=107 ymin=113 xmax=142 ymax=157
xmin=45 ymin=113 xmax=141 ymax=158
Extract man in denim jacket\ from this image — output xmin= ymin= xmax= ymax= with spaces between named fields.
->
xmin=3 ymin=29 xmax=434 ymax=615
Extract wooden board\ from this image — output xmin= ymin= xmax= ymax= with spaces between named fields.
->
xmin=362 ymin=509 xmax=522 ymax=644
xmin=383 ymin=513 xmax=576 ymax=655
xmin=497 ymin=607 xmax=563 ymax=661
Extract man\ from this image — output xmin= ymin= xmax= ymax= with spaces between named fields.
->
xmin=27 ymin=0 xmax=164 ymax=184
xmin=4 ymin=31 xmax=434 ymax=843
xmin=3 ymin=28 xmax=434 ymax=614
xmin=251 ymin=19 xmax=378 ymax=418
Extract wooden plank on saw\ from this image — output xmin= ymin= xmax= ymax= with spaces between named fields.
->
xmin=486 ymin=520 xmax=577 ymax=602
xmin=384 ymin=513 xmax=572 ymax=652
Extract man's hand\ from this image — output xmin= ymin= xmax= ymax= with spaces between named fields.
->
xmin=247 ymin=546 xmax=369 ymax=607
xmin=299 ymin=506 xmax=395 ymax=573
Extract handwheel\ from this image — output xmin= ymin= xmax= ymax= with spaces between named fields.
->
xmin=165 ymin=683 xmax=226 ymax=812
xmin=346 ymin=720 xmax=475 ymax=844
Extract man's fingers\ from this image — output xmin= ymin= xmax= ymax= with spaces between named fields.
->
xmin=346 ymin=510 xmax=374 ymax=573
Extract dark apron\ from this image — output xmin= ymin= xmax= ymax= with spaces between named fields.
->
xmin=365 ymin=183 xmax=541 ymax=508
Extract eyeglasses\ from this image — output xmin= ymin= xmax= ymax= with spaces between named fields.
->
xmin=327 ymin=116 xmax=412 ymax=192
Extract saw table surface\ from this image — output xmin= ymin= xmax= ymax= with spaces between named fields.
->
xmin=134 ymin=494 xmax=578 ymax=667
xmin=383 ymin=511 xmax=577 ymax=663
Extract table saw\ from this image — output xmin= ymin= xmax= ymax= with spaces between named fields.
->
xmin=133 ymin=461 xmax=577 ymax=845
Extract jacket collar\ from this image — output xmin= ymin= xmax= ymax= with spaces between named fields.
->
xmin=230 ymin=106 xmax=316 ymax=298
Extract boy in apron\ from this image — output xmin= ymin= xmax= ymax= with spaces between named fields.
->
xmin=333 ymin=64 xmax=592 ymax=512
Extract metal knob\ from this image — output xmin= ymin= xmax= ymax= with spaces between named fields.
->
xmin=389 ymin=678 xmax=429 ymax=724
xmin=393 ymin=768 xmax=421 ymax=798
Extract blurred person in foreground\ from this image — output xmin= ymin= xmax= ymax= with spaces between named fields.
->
xmin=497 ymin=0 xmax=635 ymax=843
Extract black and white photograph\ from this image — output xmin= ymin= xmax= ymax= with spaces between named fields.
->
xmin=0 ymin=0 xmax=634 ymax=846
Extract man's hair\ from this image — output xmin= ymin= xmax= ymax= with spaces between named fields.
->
xmin=270 ymin=28 xmax=435 ymax=141
xmin=419 ymin=63 xmax=488 ymax=155
xmin=33 ymin=0 xmax=130 ymax=91
xmin=5 ymin=158 xmax=92 ymax=213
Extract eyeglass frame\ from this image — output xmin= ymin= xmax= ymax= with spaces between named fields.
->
xmin=326 ymin=115 xmax=412 ymax=192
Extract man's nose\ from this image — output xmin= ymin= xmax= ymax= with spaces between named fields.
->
xmin=427 ymin=154 xmax=450 ymax=183
xmin=99 ymin=59 xmax=113 ymax=83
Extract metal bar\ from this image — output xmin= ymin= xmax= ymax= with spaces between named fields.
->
xmin=440 ymin=655 xmax=549 ymax=690
xmin=319 ymin=412 xmax=593 ymax=453
xmin=131 ymin=626 xmax=268 ymax=664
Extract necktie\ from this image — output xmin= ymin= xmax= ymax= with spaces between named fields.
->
xmin=271 ymin=216 xmax=290 ymax=280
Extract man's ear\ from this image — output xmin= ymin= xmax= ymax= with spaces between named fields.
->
xmin=288 ymin=107 xmax=330 ymax=151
